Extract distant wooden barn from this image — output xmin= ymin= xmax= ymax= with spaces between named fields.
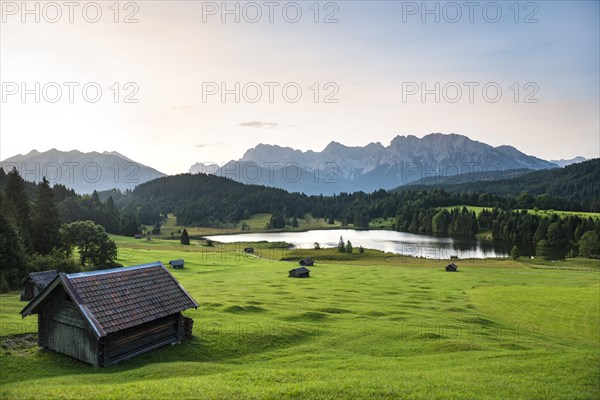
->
xmin=299 ymin=257 xmax=314 ymax=266
xmin=20 ymin=262 xmax=198 ymax=367
xmin=446 ymin=263 xmax=458 ymax=272
xmin=169 ymin=259 xmax=185 ymax=269
xmin=289 ymin=266 xmax=310 ymax=278
xmin=21 ymin=270 xmax=58 ymax=302
xmin=244 ymin=247 xmax=254 ymax=253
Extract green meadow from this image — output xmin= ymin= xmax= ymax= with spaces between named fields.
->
xmin=519 ymin=209 xmax=600 ymax=220
xmin=146 ymin=213 xmax=344 ymax=239
xmin=1 ymin=236 xmax=599 ymax=399
xmin=445 ymin=205 xmax=600 ymax=220
xmin=443 ymin=205 xmax=493 ymax=216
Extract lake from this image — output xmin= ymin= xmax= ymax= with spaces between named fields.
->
xmin=205 ymin=229 xmax=512 ymax=259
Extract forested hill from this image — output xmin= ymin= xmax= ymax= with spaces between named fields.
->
xmin=398 ymin=159 xmax=600 ymax=211
xmin=122 ymin=173 xmax=313 ymax=226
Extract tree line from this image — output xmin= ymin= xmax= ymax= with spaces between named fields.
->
xmin=2 ymin=159 xmax=598 ymax=290
xmin=0 ymin=168 xmax=120 ymax=291
xmin=118 ymin=170 xmax=600 ymax=259
xmin=400 ymin=158 xmax=600 ymax=212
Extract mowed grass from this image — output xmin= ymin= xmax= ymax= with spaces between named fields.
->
xmin=1 ymin=236 xmax=599 ymax=399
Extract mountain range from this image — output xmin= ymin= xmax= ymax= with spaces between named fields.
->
xmin=191 ymin=133 xmax=564 ymax=195
xmin=1 ymin=134 xmax=587 ymax=195
xmin=0 ymin=149 xmax=165 ymax=194
xmin=549 ymin=156 xmax=588 ymax=168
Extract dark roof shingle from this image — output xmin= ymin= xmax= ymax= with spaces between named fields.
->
xmin=29 ymin=270 xmax=58 ymax=290
xmin=290 ymin=266 xmax=310 ymax=274
xmin=21 ymin=263 xmax=198 ymax=336
xmin=65 ymin=263 xmax=197 ymax=334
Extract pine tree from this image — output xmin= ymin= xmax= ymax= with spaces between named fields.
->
xmin=31 ymin=177 xmax=62 ymax=255
xmin=338 ymin=236 xmax=346 ymax=252
xmin=510 ymin=245 xmax=520 ymax=260
xmin=0 ymin=167 xmax=7 ymax=187
xmin=0 ymin=192 xmax=28 ymax=290
xmin=346 ymin=240 xmax=353 ymax=253
xmin=104 ymin=196 xmax=121 ymax=234
xmin=4 ymin=167 xmax=32 ymax=251
xmin=536 ymin=240 xmax=553 ymax=260
xmin=181 ymin=228 xmax=190 ymax=245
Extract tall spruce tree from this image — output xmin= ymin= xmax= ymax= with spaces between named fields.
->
xmin=31 ymin=177 xmax=61 ymax=255
xmin=4 ymin=167 xmax=32 ymax=252
xmin=180 ymin=228 xmax=190 ymax=245
xmin=338 ymin=236 xmax=346 ymax=252
xmin=0 ymin=192 xmax=28 ymax=290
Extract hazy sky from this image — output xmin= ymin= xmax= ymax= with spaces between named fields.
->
xmin=1 ymin=0 xmax=599 ymax=174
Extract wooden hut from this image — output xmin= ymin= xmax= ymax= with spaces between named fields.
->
xmin=299 ymin=257 xmax=314 ymax=266
xmin=289 ymin=266 xmax=310 ymax=278
xmin=446 ymin=263 xmax=458 ymax=272
xmin=169 ymin=259 xmax=185 ymax=269
xmin=21 ymin=270 xmax=58 ymax=302
xmin=20 ymin=262 xmax=198 ymax=367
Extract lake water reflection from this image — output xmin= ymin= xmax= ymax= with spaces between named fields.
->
xmin=206 ymin=229 xmax=512 ymax=259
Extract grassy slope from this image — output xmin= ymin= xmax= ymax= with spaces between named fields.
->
xmin=144 ymin=213 xmax=345 ymax=239
xmin=1 ymin=236 xmax=599 ymax=399
xmin=443 ymin=205 xmax=493 ymax=216
xmin=444 ymin=205 xmax=600 ymax=220
xmin=518 ymin=209 xmax=600 ymax=219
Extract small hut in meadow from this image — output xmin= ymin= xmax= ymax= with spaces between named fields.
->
xmin=446 ymin=263 xmax=458 ymax=272
xmin=169 ymin=259 xmax=185 ymax=269
xmin=299 ymin=257 xmax=314 ymax=266
xmin=289 ymin=266 xmax=310 ymax=278
xmin=244 ymin=247 xmax=254 ymax=253
xmin=21 ymin=270 xmax=58 ymax=302
xmin=20 ymin=262 xmax=197 ymax=367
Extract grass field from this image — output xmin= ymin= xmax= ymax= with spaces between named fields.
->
xmin=1 ymin=236 xmax=599 ymax=399
xmin=443 ymin=205 xmax=493 ymax=216
xmin=519 ymin=209 xmax=600 ymax=220
xmin=144 ymin=213 xmax=345 ymax=239
xmin=445 ymin=205 xmax=600 ymax=220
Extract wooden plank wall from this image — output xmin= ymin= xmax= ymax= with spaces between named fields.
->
xmin=41 ymin=287 xmax=99 ymax=366
xmin=105 ymin=314 xmax=178 ymax=365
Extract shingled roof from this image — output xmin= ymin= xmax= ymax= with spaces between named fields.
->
xmin=290 ymin=266 xmax=310 ymax=274
xmin=28 ymin=270 xmax=58 ymax=290
xmin=21 ymin=262 xmax=198 ymax=337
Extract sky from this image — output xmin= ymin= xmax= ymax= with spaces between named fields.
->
xmin=1 ymin=0 xmax=599 ymax=175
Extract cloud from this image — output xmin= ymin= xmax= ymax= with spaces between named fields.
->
xmin=168 ymin=105 xmax=195 ymax=111
xmin=195 ymin=142 xmax=221 ymax=148
xmin=239 ymin=121 xmax=279 ymax=129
